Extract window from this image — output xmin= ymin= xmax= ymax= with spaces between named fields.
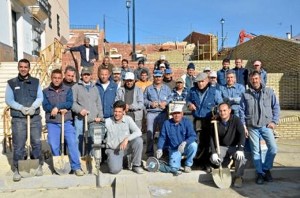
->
xmin=32 ymin=18 xmax=42 ymax=56
xmin=48 ymin=4 xmax=52 ymax=29
xmin=57 ymin=14 xmax=60 ymax=37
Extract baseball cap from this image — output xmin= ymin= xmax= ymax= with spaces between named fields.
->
xmin=112 ymin=67 xmax=122 ymax=74
xmin=170 ymin=105 xmax=183 ymax=114
xmin=165 ymin=69 xmax=172 ymax=74
xmin=176 ymin=78 xmax=184 ymax=83
xmin=203 ymin=66 xmax=211 ymax=72
xmin=159 ymin=63 xmax=166 ymax=68
xmin=81 ymin=67 xmax=92 ymax=75
xmin=124 ymin=72 xmax=135 ymax=80
xmin=209 ymin=71 xmax=217 ymax=78
xmin=153 ymin=70 xmax=163 ymax=77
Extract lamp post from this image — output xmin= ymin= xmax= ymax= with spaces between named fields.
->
xmin=126 ymin=0 xmax=131 ymax=44
xmin=220 ymin=18 xmax=225 ymax=50
xmin=132 ymin=0 xmax=136 ymax=61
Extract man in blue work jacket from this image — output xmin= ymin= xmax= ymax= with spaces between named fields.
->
xmin=144 ymin=70 xmax=172 ymax=157
xmin=156 ymin=105 xmax=197 ymax=176
xmin=186 ymin=72 xmax=223 ymax=170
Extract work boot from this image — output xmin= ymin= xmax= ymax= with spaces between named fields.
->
xmin=233 ymin=177 xmax=243 ymax=188
xmin=132 ymin=166 xmax=144 ymax=174
xmin=13 ymin=170 xmax=21 ymax=182
xmin=256 ymin=173 xmax=264 ymax=185
xmin=184 ymin=166 xmax=192 ymax=173
xmin=75 ymin=169 xmax=85 ymax=176
xmin=263 ymin=170 xmax=273 ymax=182
xmin=172 ymin=171 xmax=182 ymax=176
xmin=35 ymin=165 xmax=43 ymax=177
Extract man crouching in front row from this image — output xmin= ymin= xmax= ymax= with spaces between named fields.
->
xmin=105 ymin=100 xmax=144 ymax=174
xmin=156 ymin=105 xmax=198 ymax=176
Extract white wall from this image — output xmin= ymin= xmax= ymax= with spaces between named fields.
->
xmin=21 ymin=9 xmax=34 ymax=57
xmin=0 ymin=0 xmax=11 ymax=46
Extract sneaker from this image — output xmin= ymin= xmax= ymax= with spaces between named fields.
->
xmin=132 ymin=166 xmax=144 ymax=174
xmin=263 ymin=170 xmax=273 ymax=182
xmin=256 ymin=173 xmax=264 ymax=185
xmin=13 ymin=170 xmax=21 ymax=182
xmin=75 ymin=169 xmax=85 ymax=176
xmin=35 ymin=165 xmax=43 ymax=177
xmin=184 ymin=166 xmax=192 ymax=173
xmin=233 ymin=177 xmax=243 ymax=188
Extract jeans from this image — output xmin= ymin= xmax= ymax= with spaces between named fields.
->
xmin=11 ymin=115 xmax=42 ymax=169
xmin=217 ymin=146 xmax=247 ymax=177
xmin=168 ymin=142 xmax=197 ymax=172
xmin=146 ymin=111 xmax=167 ymax=156
xmin=47 ymin=121 xmax=81 ymax=170
xmin=74 ymin=116 xmax=93 ymax=156
xmin=248 ymin=126 xmax=277 ymax=174
xmin=106 ymin=137 xmax=143 ymax=174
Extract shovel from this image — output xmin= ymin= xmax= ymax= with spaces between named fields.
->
xmin=18 ymin=115 xmax=40 ymax=177
xmin=211 ymin=120 xmax=232 ymax=189
xmin=53 ymin=112 xmax=71 ymax=175
xmin=81 ymin=114 xmax=93 ymax=173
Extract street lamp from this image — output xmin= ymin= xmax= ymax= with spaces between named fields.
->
xmin=220 ymin=18 xmax=225 ymax=49
xmin=132 ymin=0 xmax=136 ymax=61
xmin=126 ymin=0 xmax=131 ymax=44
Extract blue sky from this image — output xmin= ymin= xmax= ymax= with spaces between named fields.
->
xmin=69 ymin=0 xmax=300 ymax=48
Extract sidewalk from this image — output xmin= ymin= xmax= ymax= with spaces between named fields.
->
xmin=0 ymin=139 xmax=299 ymax=197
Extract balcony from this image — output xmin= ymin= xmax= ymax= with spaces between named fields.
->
xmin=19 ymin=0 xmax=38 ymax=6
xmin=31 ymin=0 xmax=49 ymax=21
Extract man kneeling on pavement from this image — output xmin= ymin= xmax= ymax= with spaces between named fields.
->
xmin=105 ymin=100 xmax=144 ymax=174
xmin=156 ymin=105 xmax=198 ymax=176
xmin=210 ymin=102 xmax=247 ymax=188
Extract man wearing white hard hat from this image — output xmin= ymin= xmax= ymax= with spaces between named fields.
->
xmin=115 ymin=72 xmax=144 ymax=129
xmin=156 ymin=105 xmax=197 ymax=176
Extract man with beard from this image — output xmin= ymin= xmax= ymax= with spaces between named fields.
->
xmin=5 ymin=59 xmax=43 ymax=181
xmin=217 ymin=58 xmax=231 ymax=86
xmin=115 ymin=72 xmax=144 ymax=129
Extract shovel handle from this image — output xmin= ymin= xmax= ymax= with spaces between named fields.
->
xmin=211 ymin=120 xmax=221 ymax=156
xmin=27 ymin=115 xmax=30 ymax=160
xmin=61 ymin=112 xmax=65 ymax=155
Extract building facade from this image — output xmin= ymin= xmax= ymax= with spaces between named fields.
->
xmin=0 ymin=0 xmax=69 ymax=62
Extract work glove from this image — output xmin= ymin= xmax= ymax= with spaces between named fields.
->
xmin=210 ymin=153 xmax=221 ymax=165
xmin=178 ymin=141 xmax=187 ymax=154
xmin=235 ymin=151 xmax=245 ymax=161
xmin=27 ymin=106 xmax=36 ymax=116
xmin=156 ymin=149 xmax=163 ymax=159
xmin=20 ymin=107 xmax=29 ymax=115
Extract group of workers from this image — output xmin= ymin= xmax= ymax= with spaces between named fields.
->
xmin=5 ymin=37 xmax=279 ymax=189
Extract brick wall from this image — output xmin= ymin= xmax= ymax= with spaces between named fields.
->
xmin=0 ymin=42 xmax=14 ymax=62
xmin=277 ymin=116 xmax=300 ymax=139
xmin=267 ymin=73 xmax=300 ymax=109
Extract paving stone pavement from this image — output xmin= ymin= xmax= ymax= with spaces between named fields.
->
xmin=0 ymin=138 xmax=299 ymax=197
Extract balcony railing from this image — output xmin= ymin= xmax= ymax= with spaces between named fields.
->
xmin=31 ymin=0 xmax=49 ymax=21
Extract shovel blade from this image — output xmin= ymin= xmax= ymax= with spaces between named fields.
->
xmin=18 ymin=159 xmax=39 ymax=177
xmin=212 ymin=168 xmax=232 ymax=189
xmin=53 ymin=155 xmax=71 ymax=175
